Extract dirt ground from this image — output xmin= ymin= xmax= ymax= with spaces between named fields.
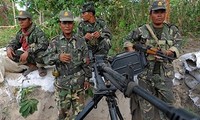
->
xmin=172 ymin=37 xmax=200 ymax=114
xmin=0 ymin=37 xmax=200 ymax=120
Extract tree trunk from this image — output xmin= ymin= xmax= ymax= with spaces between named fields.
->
xmin=12 ymin=0 xmax=17 ymax=26
xmin=165 ymin=0 xmax=170 ymax=23
xmin=39 ymin=11 xmax=42 ymax=25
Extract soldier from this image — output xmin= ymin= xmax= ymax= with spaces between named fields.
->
xmin=43 ymin=11 xmax=91 ymax=120
xmin=6 ymin=10 xmax=49 ymax=77
xmin=124 ymin=1 xmax=182 ymax=120
xmin=123 ymin=41 xmax=135 ymax=52
xmin=78 ymin=2 xmax=112 ymax=56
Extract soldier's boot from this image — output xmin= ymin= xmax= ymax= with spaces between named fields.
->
xmin=36 ymin=63 xmax=47 ymax=77
xmin=23 ymin=63 xmax=38 ymax=76
xmin=38 ymin=67 xmax=47 ymax=77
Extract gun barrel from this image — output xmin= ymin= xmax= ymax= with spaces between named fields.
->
xmin=100 ymin=65 xmax=200 ymax=120
xmin=132 ymin=83 xmax=200 ymax=120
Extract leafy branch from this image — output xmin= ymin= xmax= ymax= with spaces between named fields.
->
xmin=19 ymin=87 xmax=39 ymax=118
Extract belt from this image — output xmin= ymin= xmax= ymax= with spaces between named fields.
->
xmin=60 ymin=66 xmax=82 ymax=76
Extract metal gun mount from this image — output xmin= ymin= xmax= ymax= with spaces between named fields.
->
xmin=111 ymin=51 xmax=147 ymax=80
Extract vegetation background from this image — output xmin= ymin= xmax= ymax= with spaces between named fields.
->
xmin=0 ymin=0 xmax=200 ymax=54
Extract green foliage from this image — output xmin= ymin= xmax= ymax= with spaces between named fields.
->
xmin=170 ymin=0 xmax=200 ymax=36
xmin=19 ymin=99 xmax=39 ymax=118
xmin=19 ymin=87 xmax=39 ymax=118
xmin=1 ymin=0 xmax=200 ymax=53
xmin=0 ymin=0 xmax=15 ymax=26
xmin=0 ymin=27 xmax=19 ymax=48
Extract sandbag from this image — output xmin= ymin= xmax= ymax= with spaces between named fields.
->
xmin=0 ymin=48 xmax=27 ymax=83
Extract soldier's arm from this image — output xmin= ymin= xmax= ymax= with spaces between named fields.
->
xmin=171 ymin=25 xmax=182 ymax=49
xmin=81 ymin=39 xmax=92 ymax=80
xmin=77 ymin=22 xmax=93 ymax=41
xmin=6 ymin=31 xmax=22 ymax=51
xmin=77 ymin=22 xmax=85 ymax=38
xmin=31 ymin=27 xmax=49 ymax=54
xmin=123 ymin=28 xmax=142 ymax=47
xmin=168 ymin=25 xmax=183 ymax=57
xmin=99 ymin=19 xmax=112 ymax=40
xmin=43 ymin=40 xmax=59 ymax=65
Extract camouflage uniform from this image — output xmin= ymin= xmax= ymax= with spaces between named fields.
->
xmin=43 ymin=11 xmax=91 ymax=120
xmin=124 ymin=1 xmax=182 ymax=120
xmin=78 ymin=2 xmax=112 ymax=55
xmin=6 ymin=23 xmax=48 ymax=65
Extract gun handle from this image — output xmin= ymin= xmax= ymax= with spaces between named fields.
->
xmin=147 ymin=49 xmax=157 ymax=55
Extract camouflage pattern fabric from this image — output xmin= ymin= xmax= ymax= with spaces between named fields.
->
xmin=55 ymin=85 xmax=85 ymax=120
xmin=43 ymin=33 xmax=90 ymax=120
xmin=6 ymin=23 xmax=49 ymax=64
xmin=78 ymin=18 xmax=112 ymax=55
xmin=124 ymin=23 xmax=182 ymax=53
xmin=124 ymin=23 xmax=182 ymax=120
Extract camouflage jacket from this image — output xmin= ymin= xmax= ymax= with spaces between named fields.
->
xmin=6 ymin=23 xmax=49 ymax=54
xmin=124 ymin=23 xmax=182 ymax=58
xmin=43 ymin=33 xmax=91 ymax=79
xmin=77 ymin=18 xmax=112 ymax=46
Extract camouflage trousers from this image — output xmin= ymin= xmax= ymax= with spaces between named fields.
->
xmin=137 ymin=61 xmax=175 ymax=120
xmin=12 ymin=50 xmax=45 ymax=64
xmin=130 ymin=93 xmax=142 ymax=120
xmin=88 ymin=38 xmax=111 ymax=55
xmin=55 ymin=84 xmax=85 ymax=120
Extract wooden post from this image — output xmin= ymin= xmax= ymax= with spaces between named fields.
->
xmin=165 ymin=0 xmax=170 ymax=23
xmin=12 ymin=0 xmax=17 ymax=26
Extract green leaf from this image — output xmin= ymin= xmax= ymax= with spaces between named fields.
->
xmin=22 ymin=106 xmax=31 ymax=118
xmin=19 ymin=100 xmax=30 ymax=113
xmin=19 ymin=99 xmax=39 ymax=118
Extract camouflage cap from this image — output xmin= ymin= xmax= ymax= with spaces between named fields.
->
xmin=81 ymin=2 xmax=95 ymax=13
xmin=59 ymin=11 xmax=74 ymax=21
xmin=15 ymin=11 xmax=32 ymax=19
xmin=123 ymin=41 xmax=133 ymax=48
xmin=150 ymin=1 xmax=166 ymax=11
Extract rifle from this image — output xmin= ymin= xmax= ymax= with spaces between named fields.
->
xmin=135 ymin=44 xmax=175 ymax=61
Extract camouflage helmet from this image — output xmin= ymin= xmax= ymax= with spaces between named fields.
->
xmin=150 ymin=0 xmax=166 ymax=11
xmin=15 ymin=11 xmax=32 ymax=19
xmin=81 ymin=2 xmax=95 ymax=14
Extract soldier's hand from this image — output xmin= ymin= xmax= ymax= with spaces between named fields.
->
xmin=124 ymin=46 xmax=135 ymax=52
xmin=93 ymin=31 xmax=100 ymax=39
xmin=20 ymin=51 xmax=28 ymax=63
xmin=84 ymin=81 xmax=90 ymax=90
xmin=84 ymin=33 xmax=93 ymax=40
xmin=163 ymin=50 xmax=174 ymax=56
xmin=6 ymin=47 xmax=15 ymax=60
xmin=59 ymin=53 xmax=71 ymax=63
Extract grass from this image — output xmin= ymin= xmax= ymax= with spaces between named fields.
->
xmin=0 ymin=27 xmax=19 ymax=48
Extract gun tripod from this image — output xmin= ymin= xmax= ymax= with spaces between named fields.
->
xmin=75 ymin=90 xmax=123 ymax=120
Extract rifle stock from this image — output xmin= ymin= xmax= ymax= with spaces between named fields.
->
xmin=135 ymin=44 xmax=175 ymax=60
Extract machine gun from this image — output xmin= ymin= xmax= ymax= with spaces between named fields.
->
xmin=75 ymin=50 xmax=200 ymax=120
